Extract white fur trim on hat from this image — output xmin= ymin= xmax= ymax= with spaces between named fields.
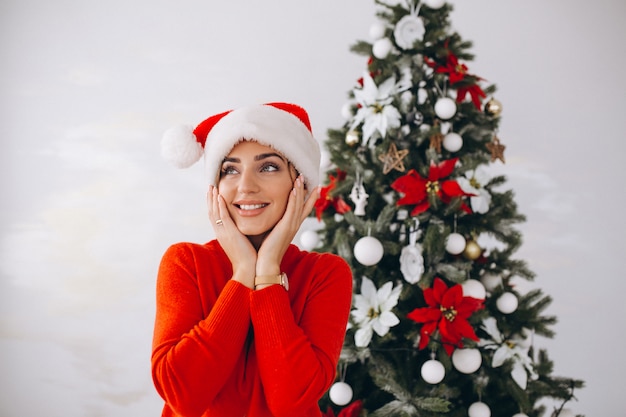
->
xmin=204 ymin=104 xmax=321 ymax=189
xmin=161 ymin=125 xmax=204 ymax=168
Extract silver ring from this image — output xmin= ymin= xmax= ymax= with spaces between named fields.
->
xmin=215 ymin=219 xmax=223 ymax=226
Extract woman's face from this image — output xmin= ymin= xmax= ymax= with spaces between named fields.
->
xmin=218 ymin=141 xmax=296 ymax=239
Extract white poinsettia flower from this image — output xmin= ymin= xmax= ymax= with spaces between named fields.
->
xmin=479 ymin=317 xmax=538 ymax=389
xmin=351 ymin=276 xmax=403 ymax=347
xmin=351 ymin=72 xmax=403 ymax=146
xmin=457 ymin=166 xmax=492 ymax=214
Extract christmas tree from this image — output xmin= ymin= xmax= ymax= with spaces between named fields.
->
xmin=307 ymin=1 xmax=585 ymax=416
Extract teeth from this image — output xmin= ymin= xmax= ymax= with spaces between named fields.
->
xmin=239 ymin=204 xmax=266 ymax=210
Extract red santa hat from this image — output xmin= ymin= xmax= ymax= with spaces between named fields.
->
xmin=161 ymin=102 xmax=321 ymax=189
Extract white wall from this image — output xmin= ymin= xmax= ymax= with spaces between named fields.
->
xmin=1 ymin=1 xmax=623 ymax=415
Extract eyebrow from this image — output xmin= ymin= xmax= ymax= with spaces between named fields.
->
xmin=222 ymin=152 xmax=287 ymax=164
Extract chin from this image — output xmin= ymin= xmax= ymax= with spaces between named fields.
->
xmin=235 ymin=221 xmax=274 ymax=238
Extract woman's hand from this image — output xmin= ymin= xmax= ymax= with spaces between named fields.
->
xmin=256 ymin=175 xmax=320 ymax=276
xmin=207 ymin=185 xmax=257 ymax=288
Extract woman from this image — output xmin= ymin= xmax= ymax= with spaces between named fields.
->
xmin=153 ymin=102 xmax=353 ymax=417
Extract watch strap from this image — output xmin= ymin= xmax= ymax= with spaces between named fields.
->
xmin=254 ymin=273 xmax=288 ymax=290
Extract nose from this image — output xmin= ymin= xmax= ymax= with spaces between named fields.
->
xmin=238 ymin=169 xmax=260 ymax=193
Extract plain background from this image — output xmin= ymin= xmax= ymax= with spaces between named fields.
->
xmin=1 ymin=0 xmax=624 ymax=415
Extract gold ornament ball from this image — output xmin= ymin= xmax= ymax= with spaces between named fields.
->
xmin=484 ymin=98 xmax=503 ymax=116
xmin=463 ymin=240 xmax=482 ymax=260
xmin=345 ymin=130 xmax=360 ymax=146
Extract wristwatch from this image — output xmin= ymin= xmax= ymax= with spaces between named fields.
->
xmin=254 ymin=272 xmax=289 ymax=291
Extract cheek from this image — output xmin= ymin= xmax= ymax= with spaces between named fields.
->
xmin=216 ymin=183 xmax=236 ymax=205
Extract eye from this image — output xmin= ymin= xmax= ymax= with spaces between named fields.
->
xmin=260 ymin=162 xmax=280 ymax=173
xmin=220 ymin=165 xmax=239 ymax=176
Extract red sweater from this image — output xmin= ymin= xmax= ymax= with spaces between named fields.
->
xmin=152 ymin=241 xmax=353 ymax=417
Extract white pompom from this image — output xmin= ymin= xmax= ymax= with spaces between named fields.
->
xmin=329 ymin=381 xmax=353 ymax=406
xmin=445 ymin=233 xmax=466 ymax=255
xmin=299 ymin=230 xmax=320 ymax=251
xmin=513 ymin=413 xmax=529 ymax=417
xmin=421 ymin=359 xmax=445 ymax=384
xmin=468 ymin=401 xmax=491 ymax=417
xmin=496 ymin=292 xmax=518 ymax=314
xmin=462 ymin=280 xmax=486 ymax=300
xmin=434 ymin=97 xmax=457 ymax=120
xmin=354 ymin=236 xmax=384 ymax=266
xmin=161 ymin=125 xmax=204 ymax=168
xmin=452 ymin=348 xmax=482 ymax=374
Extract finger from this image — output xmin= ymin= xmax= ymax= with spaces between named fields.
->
xmin=216 ymin=193 xmax=234 ymax=227
xmin=300 ymin=185 xmax=320 ymax=223
xmin=290 ymin=175 xmax=307 ymax=228
xmin=207 ymin=186 xmax=216 ymax=221
xmin=213 ymin=186 xmax=222 ymax=222
xmin=292 ymin=174 xmax=305 ymax=206
xmin=281 ymin=175 xmax=301 ymax=225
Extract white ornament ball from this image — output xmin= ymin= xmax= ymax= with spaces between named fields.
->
xmin=462 ymin=280 xmax=486 ymax=300
xmin=421 ymin=359 xmax=445 ymax=384
xmin=329 ymin=381 xmax=353 ymax=406
xmin=354 ymin=236 xmax=384 ymax=266
xmin=434 ymin=97 xmax=457 ymax=120
xmin=299 ymin=230 xmax=320 ymax=251
xmin=452 ymin=348 xmax=482 ymax=374
xmin=513 ymin=414 xmax=529 ymax=417
xmin=468 ymin=401 xmax=491 ymax=417
xmin=369 ymin=21 xmax=386 ymax=40
xmin=372 ymin=38 xmax=393 ymax=59
xmin=423 ymin=0 xmax=446 ymax=9
xmin=443 ymin=132 xmax=463 ymax=152
xmin=480 ymin=273 xmax=502 ymax=292
xmin=445 ymin=233 xmax=466 ymax=255
xmin=496 ymin=292 xmax=519 ymax=314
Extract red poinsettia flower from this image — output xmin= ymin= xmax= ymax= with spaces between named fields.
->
xmin=456 ymin=83 xmax=487 ymax=109
xmin=407 ymin=278 xmax=484 ymax=355
xmin=426 ymin=51 xmax=468 ymax=85
xmin=315 ymin=169 xmax=352 ymax=221
xmin=323 ymin=400 xmax=364 ymax=417
xmin=425 ymin=41 xmax=486 ymax=109
xmin=390 ymin=158 xmax=474 ymax=216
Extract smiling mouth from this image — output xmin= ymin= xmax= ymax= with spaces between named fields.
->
xmin=236 ymin=203 xmax=268 ymax=211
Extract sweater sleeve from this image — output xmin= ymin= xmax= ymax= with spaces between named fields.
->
xmin=151 ymin=243 xmax=252 ymax=417
xmin=250 ymin=253 xmax=353 ymax=417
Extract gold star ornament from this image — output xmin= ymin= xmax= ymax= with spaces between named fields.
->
xmin=378 ymin=142 xmax=409 ymax=174
xmin=486 ymin=136 xmax=506 ymax=163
